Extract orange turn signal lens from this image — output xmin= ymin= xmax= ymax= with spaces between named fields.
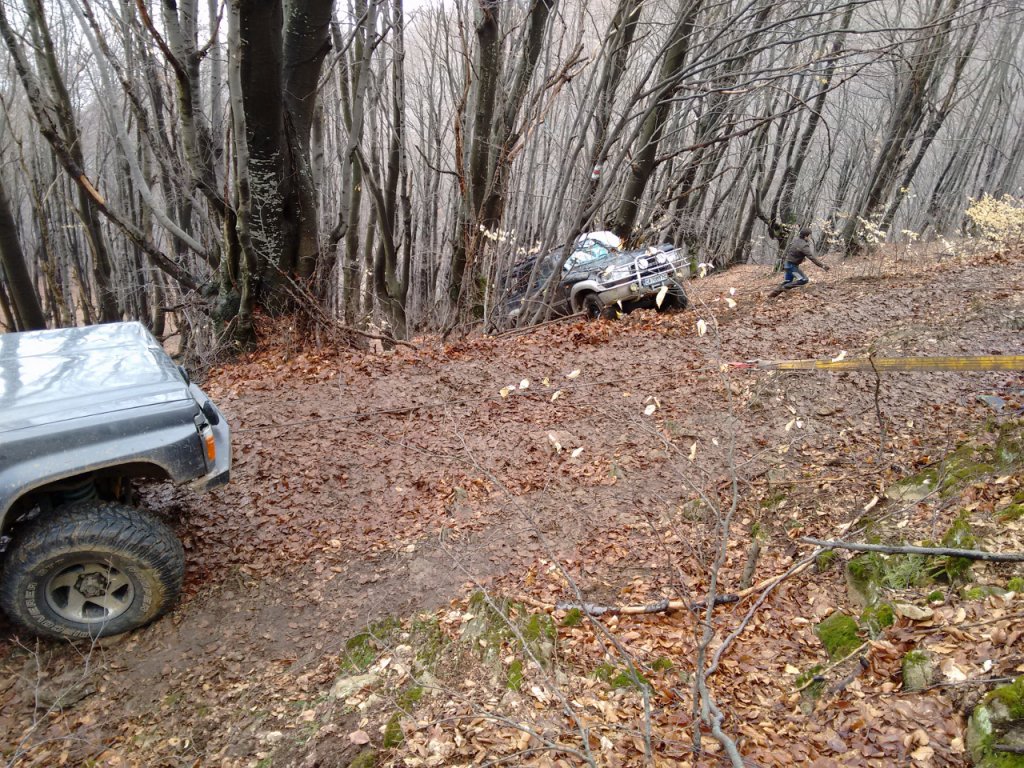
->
xmin=205 ymin=431 xmax=216 ymax=462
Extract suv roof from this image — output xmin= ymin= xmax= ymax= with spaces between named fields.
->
xmin=0 ymin=322 xmax=190 ymax=433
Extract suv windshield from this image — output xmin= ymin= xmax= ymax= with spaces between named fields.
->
xmin=564 ymin=239 xmax=616 ymax=272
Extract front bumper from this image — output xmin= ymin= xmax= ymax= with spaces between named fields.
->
xmin=595 ymin=270 xmax=683 ymax=306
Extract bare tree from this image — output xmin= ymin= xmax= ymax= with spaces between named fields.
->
xmin=0 ymin=166 xmax=46 ymax=331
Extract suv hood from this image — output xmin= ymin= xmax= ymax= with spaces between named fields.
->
xmin=0 ymin=323 xmax=192 ymax=433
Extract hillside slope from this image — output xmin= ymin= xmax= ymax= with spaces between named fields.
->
xmin=1 ymin=248 xmax=1022 ymax=767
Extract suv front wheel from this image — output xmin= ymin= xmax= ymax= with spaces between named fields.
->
xmin=656 ymin=283 xmax=689 ymax=312
xmin=581 ymin=293 xmax=616 ymax=320
xmin=0 ymin=501 xmax=185 ymax=639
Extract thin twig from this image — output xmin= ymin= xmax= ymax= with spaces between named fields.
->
xmin=794 ymin=642 xmax=869 ymax=692
xmin=869 ymin=355 xmax=886 ymax=461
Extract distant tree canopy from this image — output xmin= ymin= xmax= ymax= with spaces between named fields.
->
xmin=0 ymin=0 xmax=1021 ymax=344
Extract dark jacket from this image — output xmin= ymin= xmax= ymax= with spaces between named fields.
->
xmin=784 ymin=236 xmax=824 ymax=267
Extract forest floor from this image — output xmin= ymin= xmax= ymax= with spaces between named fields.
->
xmin=1 ymin=244 xmax=1024 ymax=768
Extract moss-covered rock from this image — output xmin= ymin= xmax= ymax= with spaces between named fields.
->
xmin=846 ymin=552 xmax=929 ymax=607
xmin=999 ymin=504 xmax=1024 ymax=522
xmin=932 ymin=513 xmax=978 ymax=583
xmin=340 ymin=617 xmax=402 ymax=673
xmin=410 ymin=615 xmax=445 ymax=672
xmin=884 ymin=472 xmax=939 ymax=502
xmin=901 ymin=650 xmax=933 ymax=692
xmin=329 ymin=672 xmax=378 ymax=702
xmin=382 ymin=713 xmax=404 ymax=748
xmin=962 ymin=585 xmax=1009 ymax=601
xmin=349 ymin=751 xmax=377 ymax=768
xmin=846 ymin=555 xmax=883 ymax=608
xmin=796 ymin=665 xmax=825 ymax=715
xmin=814 ymin=613 xmax=862 ymax=660
xmin=591 ymin=661 xmax=652 ymax=691
xmin=860 ymin=602 xmax=895 ymax=636
xmin=506 ymin=659 xmax=524 ymax=691
xmin=460 ymin=592 xmax=513 ymax=663
xmin=887 ymin=442 xmax=1000 ymax=501
xmin=995 ymin=422 xmax=1024 ymax=469
xmin=816 ymin=550 xmax=838 ymax=573
xmin=1008 ymin=578 xmax=1024 ymax=593
xmin=967 ymin=676 xmax=1024 ymax=767
xmin=561 ymin=608 xmax=584 ymax=627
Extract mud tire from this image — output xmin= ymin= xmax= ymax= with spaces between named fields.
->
xmin=656 ymin=284 xmax=689 ymax=312
xmin=581 ymin=293 xmax=616 ymax=320
xmin=0 ymin=502 xmax=184 ymax=639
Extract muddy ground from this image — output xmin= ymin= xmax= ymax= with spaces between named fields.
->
xmin=1 ymin=247 xmax=1023 ymax=767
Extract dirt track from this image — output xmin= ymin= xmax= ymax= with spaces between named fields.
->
xmin=1 ymin=251 xmax=1022 ymax=767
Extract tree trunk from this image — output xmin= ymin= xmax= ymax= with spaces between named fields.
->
xmin=447 ymin=0 xmax=502 ymax=317
xmin=282 ymin=0 xmax=334 ymax=281
xmin=611 ymin=0 xmax=703 ymax=238
xmin=0 ymin=172 xmax=47 ymax=331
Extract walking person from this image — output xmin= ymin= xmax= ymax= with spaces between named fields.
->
xmin=771 ymin=228 xmax=829 ymax=296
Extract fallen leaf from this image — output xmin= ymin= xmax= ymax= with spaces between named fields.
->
xmin=939 ymin=657 xmax=967 ymax=682
xmin=519 ymin=379 xmax=530 ymax=390
xmin=696 ymin=318 xmax=708 ymax=336
xmin=566 ymin=369 xmax=580 ymax=379
xmin=910 ymin=745 xmax=934 ymax=762
xmin=655 ymin=285 xmax=669 ymax=308
xmin=551 ymin=390 xmax=563 ymax=402
xmin=688 ymin=442 xmax=698 ymax=462
xmin=644 ymin=404 xmax=657 ymax=416
xmin=571 ymin=447 xmax=584 ymax=459
xmin=725 ymin=297 xmax=737 ymax=309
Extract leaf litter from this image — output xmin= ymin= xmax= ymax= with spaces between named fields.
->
xmin=0 ymin=250 xmax=1022 ymax=766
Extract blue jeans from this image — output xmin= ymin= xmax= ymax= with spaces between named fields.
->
xmin=783 ymin=263 xmax=808 ymax=288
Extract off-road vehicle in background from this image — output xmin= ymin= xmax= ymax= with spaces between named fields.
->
xmin=504 ymin=231 xmax=691 ymax=323
xmin=0 ymin=322 xmax=230 ymax=639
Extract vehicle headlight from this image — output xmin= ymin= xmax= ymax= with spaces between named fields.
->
xmin=605 ymin=265 xmax=632 ymax=280
xmin=655 ymin=253 xmax=667 ymax=265
xmin=637 ymin=257 xmax=649 ymax=269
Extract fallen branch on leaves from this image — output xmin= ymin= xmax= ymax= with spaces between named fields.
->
xmin=911 ymin=675 xmax=1017 ymax=694
xmin=516 ymin=593 xmax=739 ymax=616
xmin=517 ymin=564 xmax=816 ymax=617
xmin=801 ymin=537 xmax=1024 ymax=563
xmin=514 ymin=550 xmax=825 ymax=620
xmin=994 ymin=745 xmax=1024 ymax=755
xmin=550 ymin=594 xmax=741 ymax=617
